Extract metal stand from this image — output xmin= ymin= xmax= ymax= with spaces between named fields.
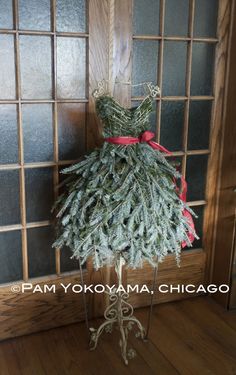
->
xmin=89 ymin=255 xmax=146 ymax=365
xmin=145 ymin=260 xmax=158 ymax=340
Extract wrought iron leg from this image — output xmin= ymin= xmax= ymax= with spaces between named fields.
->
xmin=89 ymin=254 xmax=146 ymax=365
xmin=145 ymin=261 xmax=159 ymax=340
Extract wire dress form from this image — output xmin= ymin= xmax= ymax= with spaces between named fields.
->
xmin=52 ymin=80 xmax=198 ymax=364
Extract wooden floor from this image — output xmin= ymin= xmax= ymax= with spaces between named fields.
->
xmin=0 ymin=296 xmax=236 ymax=375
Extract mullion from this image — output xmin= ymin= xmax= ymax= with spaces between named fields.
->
xmin=182 ymin=0 xmax=195 ymax=181
xmin=51 ymin=0 xmax=61 ymax=275
xmin=131 ymin=96 xmax=214 ymax=101
xmin=156 ymin=0 xmax=165 ymax=143
xmin=133 ymin=35 xmax=218 ymax=43
xmin=0 ymin=99 xmax=89 ymax=104
xmin=13 ymin=0 xmax=28 ymax=281
xmin=0 ymin=29 xmax=89 ymax=38
xmin=0 ymin=148 xmax=211 ymax=170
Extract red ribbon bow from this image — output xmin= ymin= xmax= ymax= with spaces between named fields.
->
xmin=104 ymin=131 xmax=196 ymax=248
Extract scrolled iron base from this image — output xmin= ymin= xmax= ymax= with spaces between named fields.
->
xmin=89 ymin=256 xmax=146 ymax=365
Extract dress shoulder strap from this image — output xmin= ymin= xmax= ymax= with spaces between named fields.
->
xmin=92 ymin=79 xmax=109 ymax=99
xmin=144 ymin=82 xmax=161 ymax=98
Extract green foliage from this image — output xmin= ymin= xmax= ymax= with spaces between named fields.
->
xmin=52 ymin=95 xmax=198 ymax=270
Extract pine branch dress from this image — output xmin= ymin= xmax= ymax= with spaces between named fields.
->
xmin=52 ymin=83 xmax=198 ymax=270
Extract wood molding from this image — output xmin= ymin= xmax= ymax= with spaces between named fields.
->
xmin=0 ymin=272 xmax=89 ymax=341
xmin=87 ymin=0 xmax=109 ymax=151
xmin=112 ymin=0 xmax=132 ymax=106
xmin=203 ymin=0 xmax=233 ymax=287
xmin=210 ymin=0 xmax=236 ymax=307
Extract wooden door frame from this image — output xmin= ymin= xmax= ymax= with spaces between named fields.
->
xmin=0 ymin=0 xmax=233 ymax=341
xmin=210 ymin=0 xmax=236 ymax=309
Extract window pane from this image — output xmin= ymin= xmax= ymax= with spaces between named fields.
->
xmin=188 ymin=101 xmax=212 ymax=150
xmin=183 ymin=205 xmax=204 ymax=250
xmin=22 ymin=104 xmax=53 ymax=162
xmin=186 ymin=155 xmax=208 ymax=201
xmin=194 ymin=0 xmax=218 ymax=37
xmin=0 ymin=170 xmax=21 ymax=225
xmin=20 ymin=36 xmax=52 ymax=99
xmin=0 ymin=231 xmax=22 ymax=283
xmin=0 ymin=105 xmax=18 ymax=164
xmin=60 ymin=246 xmax=79 ymax=273
xmin=28 ymin=226 xmax=55 ymax=278
xmin=164 ymin=0 xmax=189 ymax=36
xmin=19 ymin=0 xmax=51 ymax=31
xmin=56 ymin=0 xmax=86 ymax=33
xmin=58 ymin=103 xmax=86 ymax=160
xmin=191 ymin=43 xmax=215 ymax=96
xmin=0 ymin=35 xmax=16 ymax=99
xmin=0 ymin=0 xmax=13 ymax=29
xmin=57 ymin=37 xmax=86 ymax=99
xmin=162 ymin=41 xmax=187 ymax=96
xmin=160 ymin=101 xmax=184 ymax=151
xmin=25 ymin=168 xmax=54 ymax=222
xmin=133 ymin=0 xmax=160 ymax=35
xmin=132 ymin=40 xmax=159 ymax=97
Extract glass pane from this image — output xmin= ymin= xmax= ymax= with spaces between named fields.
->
xmin=0 ymin=170 xmax=21 ymax=225
xmin=184 ymin=205 xmax=204 ymax=250
xmin=20 ymin=36 xmax=52 ymax=99
xmin=131 ymin=100 xmax=157 ymax=133
xmin=0 ymin=0 xmax=13 ymax=29
xmin=0 ymin=105 xmax=18 ymax=164
xmin=60 ymin=246 xmax=79 ymax=273
xmin=57 ymin=37 xmax=86 ymax=99
xmin=164 ymin=0 xmax=189 ymax=36
xmin=0 ymin=35 xmax=16 ymax=99
xmin=188 ymin=101 xmax=212 ymax=150
xmin=186 ymin=155 xmax=208 ymax=201
xmin=160 ymin=101 xmax=185 ymax=151
xmin=191 ymin=43 xmax=215 ymax=96
xmin=56 ymin=0 xmax=86 ymax=33
xmin=25 ymin=168 xmax=54 ymax=222
xmin=133 ymin=0 xmax=160 ymax=35
xmin=194 ymin=0 xmax=218 ymax=37
xmin=58 ymin=103 xmax=86 ymax=160
xmin=22 ymin=104 xmax=53 ymax=162
xmin=0 ymin=231 xmax=22 ymax=283
xmin=27 ymin=226 xmax=55 ymax=278
xmin=19 ymin=0 xmax=51 ymax=31
xmin=162 ymin=41 xmax=187 ymax=96
xmin=132 ymin=40 xmax=159 ymax=97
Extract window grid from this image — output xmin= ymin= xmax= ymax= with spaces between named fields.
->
xmin=0 ymin=0 xmax=88 ymax=280
xmin=0 ymin=0 xmax=219 ymax=278
xmin=131 ymin=0 xmax=218 ymax=214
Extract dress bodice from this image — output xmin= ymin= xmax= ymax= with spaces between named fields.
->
xmin=95 ymin=95 xmax=154 ymax=137
xmin=93 ymin=81 xmax=160 ymax=137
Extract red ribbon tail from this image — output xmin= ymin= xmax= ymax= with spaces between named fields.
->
xmin=175 ymin=175 xmax=196 ymax=248
xmin=148 ymin=140 xmax=172 ymax=155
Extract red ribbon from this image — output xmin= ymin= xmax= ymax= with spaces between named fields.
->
xmin=104 ymin=130 xmax=196 ymax=248
xmin=105 ymin=131 xmax=172 ymax=155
